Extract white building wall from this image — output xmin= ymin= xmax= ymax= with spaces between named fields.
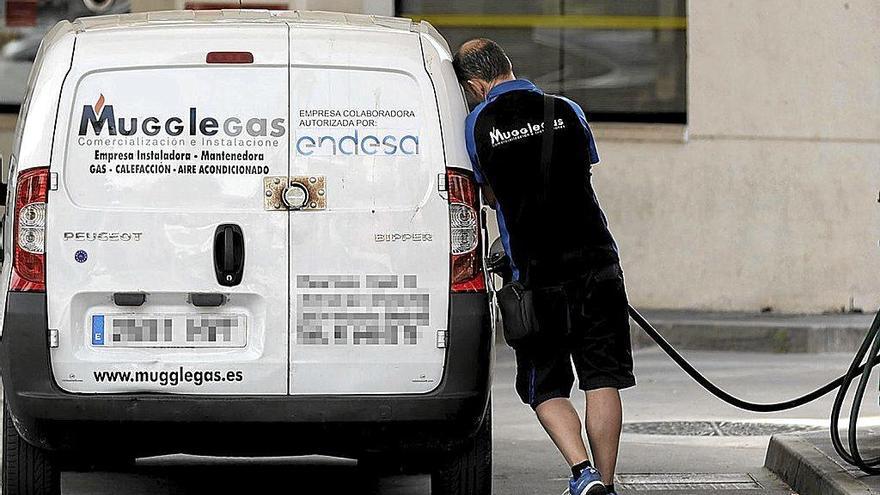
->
xmin=591 ymin=0 xmax=880 ymax=312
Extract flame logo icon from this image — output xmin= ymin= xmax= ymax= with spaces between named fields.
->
xmin=94 ymin=94 xmax=105 ymax=114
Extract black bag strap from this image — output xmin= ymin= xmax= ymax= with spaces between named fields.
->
xmin=540 ymin=94 xmax=555 ymax=202
xmin=522 ymin=94 xmax=556 ymax=288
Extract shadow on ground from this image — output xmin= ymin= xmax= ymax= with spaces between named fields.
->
xmin=64 ymin=455 xmax=427 ymax=495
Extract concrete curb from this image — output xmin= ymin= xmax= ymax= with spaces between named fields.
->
xmin=493 ymin=310 xmax=876 ymax=353
xmin=628 ymin=311 xmax=875 ymax=353
xmin=765 ymin=433 xmax=878 ymax=495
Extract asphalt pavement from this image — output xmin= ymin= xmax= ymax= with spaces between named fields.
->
xmin=9 ymin=345 xmax=880 ymax=494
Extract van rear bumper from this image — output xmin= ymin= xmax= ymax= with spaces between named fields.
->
xmin=0 ymin=292 xmax=493 ymax=458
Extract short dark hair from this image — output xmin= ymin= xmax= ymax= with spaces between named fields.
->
xmin=452 ymin=38 xmax=512 ymax=84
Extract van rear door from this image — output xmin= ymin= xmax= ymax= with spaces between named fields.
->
xmin=287 ymin=25 xmax=450 ymax=394
xmin=46 ymin=23 xmax=290 ymax=394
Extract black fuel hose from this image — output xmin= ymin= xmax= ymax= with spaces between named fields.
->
xmin=628 ymin=306 xmax=880 ymax=474
xmin=830 ymin=308 xmax=880 ymax=474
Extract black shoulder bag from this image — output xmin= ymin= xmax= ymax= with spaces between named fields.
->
xmin=497 ymin=94 xmax=555 ymax=348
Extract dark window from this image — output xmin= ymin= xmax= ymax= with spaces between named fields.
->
xmin=0 ymin=0 xmax=132 ymax=112
xmin=399 ymin=0 xmax=687 ymax=123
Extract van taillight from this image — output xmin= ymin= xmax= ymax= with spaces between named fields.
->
xmin=447 ymin=168 xmax=486 ymax=293
xmin=11 ymin=167 xmax=49 ymax=292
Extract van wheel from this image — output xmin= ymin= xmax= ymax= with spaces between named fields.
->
xmin=3 ymin=403 xmax=60 ymax=495
xmin=431 ymin=406 xmax=492 ymax=495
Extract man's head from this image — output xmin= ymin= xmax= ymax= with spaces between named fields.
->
xmin=452 ymin=38 xmax=515 ymax=107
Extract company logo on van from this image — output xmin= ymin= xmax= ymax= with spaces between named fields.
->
xmin=78 ymin=94 xmax=286 ymax=138
xmin=64 ymin=231 xmax=143 ymax=242
xmin=295 ymin=129 xmax=419 ymax=156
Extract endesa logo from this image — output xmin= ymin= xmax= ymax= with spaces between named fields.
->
xmin=295 ymin=129 xmax=419 ymax=156
xmin=78 ymin=94 xmax=286 ymax=138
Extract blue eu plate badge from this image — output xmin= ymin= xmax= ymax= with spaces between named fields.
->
xmin=92 ymin=315 xmax=105 ymax=346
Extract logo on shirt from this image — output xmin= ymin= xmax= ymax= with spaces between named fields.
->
xmin=488 ymin=118 xmax=565 ymax=147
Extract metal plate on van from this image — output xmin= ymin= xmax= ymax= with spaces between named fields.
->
xmin=264 ymin=176 xmax=326 ymax=211
xmin=90 ymin=313 xmax=247 ymax=348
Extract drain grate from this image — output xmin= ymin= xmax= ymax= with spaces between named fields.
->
xmin=622 ymin=420 xmax=824 ymax=436
xmin=616 ymin=473 xmax=763 ymax=491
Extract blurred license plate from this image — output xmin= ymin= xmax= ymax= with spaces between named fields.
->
xmin=91 ymin=313 xmax=247 ymax=348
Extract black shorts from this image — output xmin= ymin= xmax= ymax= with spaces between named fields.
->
xmin=514 ymin=264 xmax=635 ymax=409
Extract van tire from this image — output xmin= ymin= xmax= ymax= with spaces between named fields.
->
xmin=3 ymin=404 xmax=60 ymax=495
xmin=431 ymin=405 xmax=492 ymax=495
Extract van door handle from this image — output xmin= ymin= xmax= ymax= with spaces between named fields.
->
xmin=214 ymin=224 xmax=244 ymax=287
xmin=223 ymin=225 xmax=234 ymax=272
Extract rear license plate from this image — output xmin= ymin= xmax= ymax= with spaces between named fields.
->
xmin=90 ymin=313 xmax=247 ymax=348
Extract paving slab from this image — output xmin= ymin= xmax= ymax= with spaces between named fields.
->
xmin=614 ymin=470 xmax=795 ymax=494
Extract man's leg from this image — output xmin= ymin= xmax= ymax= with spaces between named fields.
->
xmin=569 ymin=264 xmax=634 ymax=487
xmin=584 ymin=388 xmax=623 ymax=485
xmin=514 ymin=287 xmax=588 ymax=470
xmin=535 ymin=397 xmax=590 ymax=466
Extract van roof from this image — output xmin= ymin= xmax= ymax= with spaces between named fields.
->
xmin=67 ymin=9 xmax=450 ymax=54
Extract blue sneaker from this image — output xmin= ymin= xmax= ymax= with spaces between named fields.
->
xmin=569 ymin=466 xmax=607 ymax=495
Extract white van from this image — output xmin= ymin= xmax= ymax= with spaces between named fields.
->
xmin=0 ymin=10 xmax=493 ymax=495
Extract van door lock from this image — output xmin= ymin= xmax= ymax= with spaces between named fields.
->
xmin=263 ymin=176 xmax=326 ymax=211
